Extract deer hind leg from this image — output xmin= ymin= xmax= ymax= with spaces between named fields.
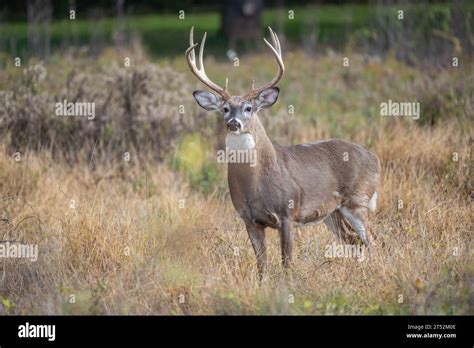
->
xmin=338 ymin=206 xmax=375 ymax=247
xmin=324 ymin=210 xmax=360 ymax=244
xmin=353 ymin=206 xmax=376 ymax=246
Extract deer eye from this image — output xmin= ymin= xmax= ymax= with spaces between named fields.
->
xmin=245 ymin=106 xmax=252 ymax=112
xmin=223 ymin=107 xmax=229 ymax=113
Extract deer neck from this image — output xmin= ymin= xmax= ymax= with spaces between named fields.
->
xmin=226 ymin=114 xmax=277 ymax=186
xmin=250 ymin=115 xmax=277 ymax=168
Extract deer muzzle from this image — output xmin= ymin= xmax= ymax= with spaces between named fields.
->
xmin=227 ymin=118 xmax=242 ymax=133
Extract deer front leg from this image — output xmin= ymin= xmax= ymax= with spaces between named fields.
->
xmin=246 ymin=223 xmax=267 ymax=279
xmin=278 ymin=218 xmax=293 ymax=268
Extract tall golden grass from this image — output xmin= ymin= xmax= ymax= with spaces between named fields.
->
xmin=0 ymin=50 xmax=472 ymax=314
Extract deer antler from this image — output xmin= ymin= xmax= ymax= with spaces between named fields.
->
xmin=243 ymin=27 xmax=285 ymax=100
xmin=185 ymin=27 xmax=231 ymax=100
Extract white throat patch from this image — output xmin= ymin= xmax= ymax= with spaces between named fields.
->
xmin=226 ymin=133 xmax=256 ymax=151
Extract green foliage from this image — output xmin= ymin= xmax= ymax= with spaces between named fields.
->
xmin=60 ymin=290 xmax=105 ymax=315
xmin=1 ymin=297 xmax=15 ymax=313
xmin=3 ymin=3 xmax=471 ymax=60
xmin=169 ymin=133 xmax=219 ymax=193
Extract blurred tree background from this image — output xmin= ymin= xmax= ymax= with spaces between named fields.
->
xmin=0 ymin=0 xmax=472 ymax=62
xmin=0 ymin=0 xmax=472 ymax=167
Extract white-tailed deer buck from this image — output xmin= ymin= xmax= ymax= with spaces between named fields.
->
xmin=186 ymin=27 xmax=380 ymax=277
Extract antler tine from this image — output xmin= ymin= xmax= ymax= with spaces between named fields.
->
xmin=198 ymin=31 xmax=206 ymax=72
xmin=272 ymin=27 xmax=282 ymax=55
xmin=244 ymin=27 xmax=285 ymax=100
xmin=185 ymin=27 xmax=230 ymax=99
xmin=189 ymin=26 xmax=195 ymax=62
xmin=268 ymin=26 xmax=278 ymax=53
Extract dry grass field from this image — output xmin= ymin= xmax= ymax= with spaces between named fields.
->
xmin=0 ymin=49 xmax=472 ymax=315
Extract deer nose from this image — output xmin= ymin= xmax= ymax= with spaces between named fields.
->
xmin=227 ymin=119 xmax=241 ymax=132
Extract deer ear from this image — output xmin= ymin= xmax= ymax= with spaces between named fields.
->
xmin=193 ymin=91 xmax=223 ymax=111
xmin=255 ymin=87 xmax=279 ymax=109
